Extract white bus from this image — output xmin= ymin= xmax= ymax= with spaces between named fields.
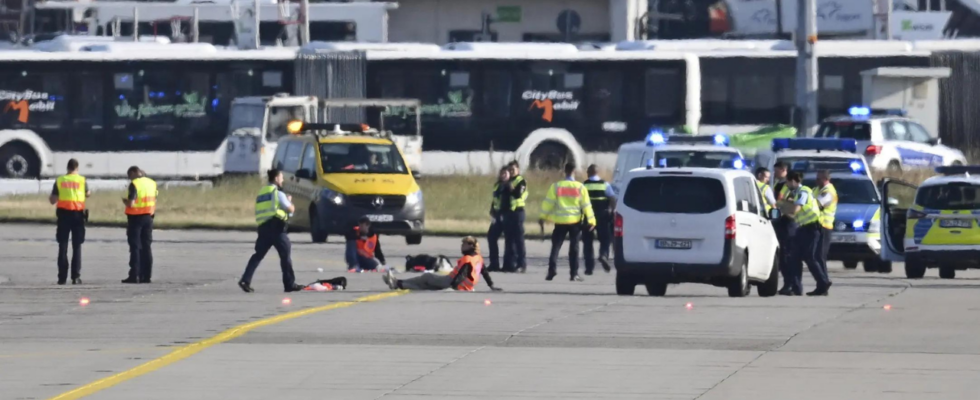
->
xmin=0 ymin=39 xmax=294 ymax=178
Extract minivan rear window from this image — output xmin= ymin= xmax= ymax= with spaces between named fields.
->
xmin=915 ymin=183 xmax=980 ymax=210
xmin=623 ymin=176 xmax=726 ymax=213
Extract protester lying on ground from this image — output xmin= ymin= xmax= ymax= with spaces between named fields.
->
xmin=346 ymin=217 xmax=387 ymax=272
xmin=383 ymin=236 xmax=502 ymax=292
xmin=302 ymin=277 xmax=348 ymax=291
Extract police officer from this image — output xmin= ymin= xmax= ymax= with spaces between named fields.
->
xmin=772 ymin=162 xmax=798 ymax=295
xmin=539 ymin=163 xmax=596 ymax=282
xmin=48 ymin=158 xmax=90 ymax=285
xmin=503 ymin=161 xmax=528 ymax=273
xmin=754 ymin=167 xmax=776 ymax=214
xmin=121 ymin=166 xmax=157 ymax=284
xmin=239 ymin=169 xmax=303 ymax=293
xmin=582 ymin=164 xmax=615 ymax=274
xmin=781 ymin=171 xmax=831 ymax=296
xmin=814 ymin=170 xmax=837 ymax=293
xmin=486 ymin=167 xmax=510 ymax=272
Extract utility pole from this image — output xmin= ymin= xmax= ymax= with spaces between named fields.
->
xmin=794 ymin=0 xmax=818 ymax=137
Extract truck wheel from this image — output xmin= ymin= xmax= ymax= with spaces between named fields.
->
xmin=757 ymin=254 xmax=780 ymax=297
xmin=939 ymin=266 xmax=956 ymax=279
xmin=843 ymin=261 xmax=858 ymax=270
xmin=727 ymin=257 xmax=750 ymax=298
xmin=645 ymin=280 xmax=668 ymax=297
xmin=309 ymin=207 xmax=328 ymax=243
xmin=615 ymin=272 xmax=636 ymax=296
xmin=905 ymin=260 xmax=926 ymax=279
xmin=406 ymin=234 xmax=422 ymax=245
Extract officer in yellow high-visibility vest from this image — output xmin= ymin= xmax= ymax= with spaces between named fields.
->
xmin=539 ymin=163 xmax=596 ymax=282
xmin=121 ymin=166 xmax=158 ymax=284
xmin=781 ymin=171 xmax=831 ymax=296
xmin=754 ymin=167 xmax=776 ymax=214
xmin=48 ymin=158 xmax=91 ymax=285
xmin=814 ymin=170 xmax=838 ymax=294
xmin=486 ymin=167 xmax=510 ymax=272
xmin=238 ymin=169 xmax=304 ymax=293
xmin=503 ymin=161 xmax=529 ymax=273
xmin=771 ymin=161 xmax=798 ymax=295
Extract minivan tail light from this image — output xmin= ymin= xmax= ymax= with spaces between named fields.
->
xmin=725 ymin=215 xmax=736 ymax=239
xmin=614 ymin=213 xmax=624 ymax=237
xmin=865 ymin=145 xmax=882 ymax=156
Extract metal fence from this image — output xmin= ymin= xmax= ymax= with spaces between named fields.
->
xmin=932 ymin=51 xmax=980 ymax=154
xmin=294 ymin=51 xmax=367 ymax=123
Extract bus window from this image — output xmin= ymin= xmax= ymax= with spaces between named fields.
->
xmin=110 ymin=69 xmax=179 ymax=147
xmin=177 ymin=72 xmax=213 ymax=143
xmin=378 ymin=71 xmax=405 ymax=98
xmin=732 ymin=75 xmax=778 ymax=123
xmin=482 ymin=70 xmax=512 ymax=119
xmin=644 ymin=68 xmax=680 ymax=118
xmin=71 ymin=72 xmax=104 ymax=131
xmin=0 ymin=71 xmax=69 ymax=132
xmin=587 ymin=70 xmax=624 ymax=123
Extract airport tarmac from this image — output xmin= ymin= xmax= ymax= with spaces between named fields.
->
xmin=2 ymin=224 xmax=980 ymax=400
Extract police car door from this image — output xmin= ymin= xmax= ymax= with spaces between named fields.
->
xmin=880 ymin=179 xmax=918 ymax=262
xmin=885 ymin=121 xmax=943 ymax=168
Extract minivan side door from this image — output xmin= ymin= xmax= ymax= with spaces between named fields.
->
xmin=734 ymin=177 xmax=766 ymax=277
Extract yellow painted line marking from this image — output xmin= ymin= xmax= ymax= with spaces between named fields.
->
xmin=48 ymin=291 xmax=407 ymax=400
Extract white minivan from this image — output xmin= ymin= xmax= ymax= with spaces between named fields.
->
xmin=613 ymin=167 xmax=780 ymax=297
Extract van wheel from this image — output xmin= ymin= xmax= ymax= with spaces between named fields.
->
xmin=939 ymin=266 xmax=956 ymax=279
xmin=728 ymin=257 xmax=750 ymax=297
xmin=905 ymin=260 xmax=926 ymax=279
xmin=0 ymin=143 xmax=40 ymax=179
xmin=406 ymin=234 xmax=423 ymax=245
xmin=309 ymin=207 xmax=328 ymax=243
xmin=615 ymin=272 xmax=636 ymax=296
xmin=877 ymin=261 xmax=893 ymax=274
xmin=645 ymin=280 xmax=667 ymax=297
xmin=528 ymin=141 xmax=570 ymax=170
xmin=843 ymin=261 xmax=858 ymax=270
xmin=757 ymin=253 xmax=780 ymax=297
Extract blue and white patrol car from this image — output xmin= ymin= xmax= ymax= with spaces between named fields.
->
xmin=612 ymin=131 xmax=748 ymax=194
xmin=881 ymin=166 xmax=980 ymax=279
xmin=767 ymin=138 xmax=874 ymax=182
xmin=814 ymin=107 xmax=966 ymax=172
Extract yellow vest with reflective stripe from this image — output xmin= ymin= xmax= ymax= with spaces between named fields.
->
xmin=756 ymin=180 xmax=773 ymax=213
xmin=539 ymin=180 xmax=596 ymax=225
xmin=491 ymin=182 xmax=502 ymax=212
xmin=125 ymin=177 xmax=157 ymax=215
xmin=777 ymin=182 xmax=790 ymax=201
xmin=818 ymin=183 xmax=838 ymax=230
xmin=510 ymin=175 xmax=527 ymax=210
xmin=794 ymin=186 xmax=821 ymax=226
xmin=56 ymin=174 xmax=86 ymax=211
xmin=255 ymin=185 xmax=288 ymax=225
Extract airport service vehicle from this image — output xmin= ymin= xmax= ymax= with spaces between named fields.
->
xmin=274 ymin=121 xmax=423 ymax=245
xmin=813 ymin=107 xmax=966 ymax=172
xmin=881 ymin=166 xmax=980 ymax=279
xmin=614 ymin=167 xmax=779 ymax=297
xmin=611 ymin=132 xmax=747 ymax=194
xmin=224 ymin=97 xmax=423 ymax=175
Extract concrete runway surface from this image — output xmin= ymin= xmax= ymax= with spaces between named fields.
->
xmin=2 ymin=224 xmax=980 ymax=400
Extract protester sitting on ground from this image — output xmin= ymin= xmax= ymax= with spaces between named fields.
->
xmin=383 ymin=236 xmax=502 ymax=292
xmin=346 ymin=217 xmax=386 ymax=272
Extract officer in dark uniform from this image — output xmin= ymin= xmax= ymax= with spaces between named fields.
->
xmin=503 ymin=161 xmax=528 ymax=273
xmin=486 ymin=167 xmax=510 ymax=272
xmin=239 ymin=169 xmax=304 ymax=293
xmin=582 ymin=164 xmax=615 ymax=274
xmin=48 ymin=158 xmax=90 ymax=285
xmin=771 ymin=161 xmax=799 ymax=295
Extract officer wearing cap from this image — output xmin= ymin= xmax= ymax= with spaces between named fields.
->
xmin=49 ymin=158 xmax=90 ymax=285
xmin=582 ymin=164 xmax=616 ymax=274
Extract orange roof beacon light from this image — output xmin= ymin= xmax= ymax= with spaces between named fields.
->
xmin=287 ymin=120 xmax=305 ymax=135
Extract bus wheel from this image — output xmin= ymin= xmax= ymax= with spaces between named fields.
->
xmin=0 ymin=143 xmax=39 ymax=179
xmin=529 ymin=142 xmax=569 ymax=170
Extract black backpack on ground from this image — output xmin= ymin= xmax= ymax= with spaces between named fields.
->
xmin=404 ymin=254 xmax=452 ymax=272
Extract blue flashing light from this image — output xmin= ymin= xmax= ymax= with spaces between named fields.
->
xmin=646 ymin=130 xmax=666 ymax=146
xmin=853 ymin=219 xmax=865 ymax=231
xmin=849 ymin=106 xmax=870 ymax=117
xmin=713 ymin=134 xmax=727 ymax=145
xmin=771 ymin=138 xmax=858 ymax=153
xmin=118 ymin=94 xmax=125 ymax=100
xmin=646 ymin=159 xmax=655 ymax=169
xmin=733 ymin=158 xmax=744 ymax=170
xmin=849 ymin=160 xmax=863 ymax=173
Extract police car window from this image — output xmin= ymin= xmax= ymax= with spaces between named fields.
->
xmin=623 ymin=176 xmax=725 ymax=214
xmin=778 ymin=157 xmax=866 ymax=173
xmin=318 ymin=143 xmax=407 ymax=174
xmin=654 ymin=151 xmax=740 ymax=168
xmin=886 ymin=121 xmax=910 ymax=141
xmin=282 ymin=141 xmax=304 ymax=173
xmin=815 ymin=122 xmax=871 ymax=140
xmin=906 ymin=122 xmax=932 ymax=144
xmin=915 ymin=183 xmax=980 ymax=210
xmin=803 ymin=179 xmax=879 ymax=205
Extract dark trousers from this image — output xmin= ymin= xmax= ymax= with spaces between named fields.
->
xmin=774 ymin=217 xmax=797 ymax=290
xmin=817 ymin=227 xmax=834 ymax=286
xmin=503 ymin=208 xmax=526 ymax=270
xmin=791 ymin=224 xmax=829 ymax=291
xmin=345 ymin=239 xmax=380 ymax=270
xmin=241 ymin=219 xmax=296 ymax=290
xmin=486 ymin=215 xmax=504 ymax=270
xmin=583 ymin=211 xmax=611 ymax=273
xmin=126 ymin=214 xmax=154 ymax=282
xmin=548 ymin=223 xmax=582 ymax=277
xmin=56 ymin=211 xmax=86 ymax=282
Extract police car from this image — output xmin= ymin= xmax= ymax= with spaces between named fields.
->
xmin=767 ymin=138 xmax=874 ymax=182
xmin=881 ymin=166 xmax=980 ymax=279
xmin=612 ymin=131 xmax=749 ymax=194
xmin=814 ymin=107 xmax=966 ymax=172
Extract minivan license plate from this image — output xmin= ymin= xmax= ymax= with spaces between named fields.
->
xmin=367 ymin=214 xmax=394 ymax=222
xmin=656 ymin=239 xmax=692 ymax=249
xmin=940 ymin=219 xmax=972 ymax=228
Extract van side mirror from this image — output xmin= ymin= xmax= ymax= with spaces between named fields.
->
xmin=768 ymin=208 xmax=781 ymax=220
xmin=295 ymin=169 xmax=313 ymax=180
xmin=887 ymin=197 xmax=900 ymax=206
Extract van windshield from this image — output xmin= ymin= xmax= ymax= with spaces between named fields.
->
xmin=655 ymin=150 xmax=740 ymax=168
xmin=228 ymin=104 xmax=265 ymax=132
xmin=915 ymin=183 xmax=980 ymax=210
xmin=319 ymin=143 xmax=408 ymax=174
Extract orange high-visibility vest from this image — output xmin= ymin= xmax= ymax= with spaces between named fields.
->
xmin=354 ymin=226 xmax=377 ymax=258
xmin=450 ymin=254 xmax=484 ymax=292
xmin=55 ymin=174 xmax=86 ymax=211
xmin=125 ymin=177 xmax=157 ymax=215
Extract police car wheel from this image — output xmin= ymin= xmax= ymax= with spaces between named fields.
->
xmin=727 ymin=258 xmax=750 ymax=298
xmin=886 ymin=161 xmax=902 ymax=174
xmin=863 ymin=260 xmax=880 ymax=273
xmin=843 ymin=261 xmax=858 ymax=270
xmin=615 ymin=272 xmax=636 ymax=296
xmin=939 ymin=267 xmax=956 ymax=280
xmin=905 ymin=261 xmax=926 ymax=279
xmin=644 ymin=280 xmax=667 ymax=297
xmin=877 ymin=261 xmax=893 ymax=274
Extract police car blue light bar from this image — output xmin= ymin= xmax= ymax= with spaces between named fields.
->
xmin=666 ymin=134 xmax=730 ymax=146
xmin=733 ymin=158 xmax=744 ymax=170
xmin=848 ymin=106 xmax=870 ymax=117
xmin=846 ymin=106 xmax=907 ymax=118
xmin=646 ymin=130 xmax=666 ymax=146
xmin=935 ymin=165 xmax=980 ymax=176
xmin=849 ymin=160 xmax=863 ymax=172
xmin=771 ymin=138 xmax=858 ymax=153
